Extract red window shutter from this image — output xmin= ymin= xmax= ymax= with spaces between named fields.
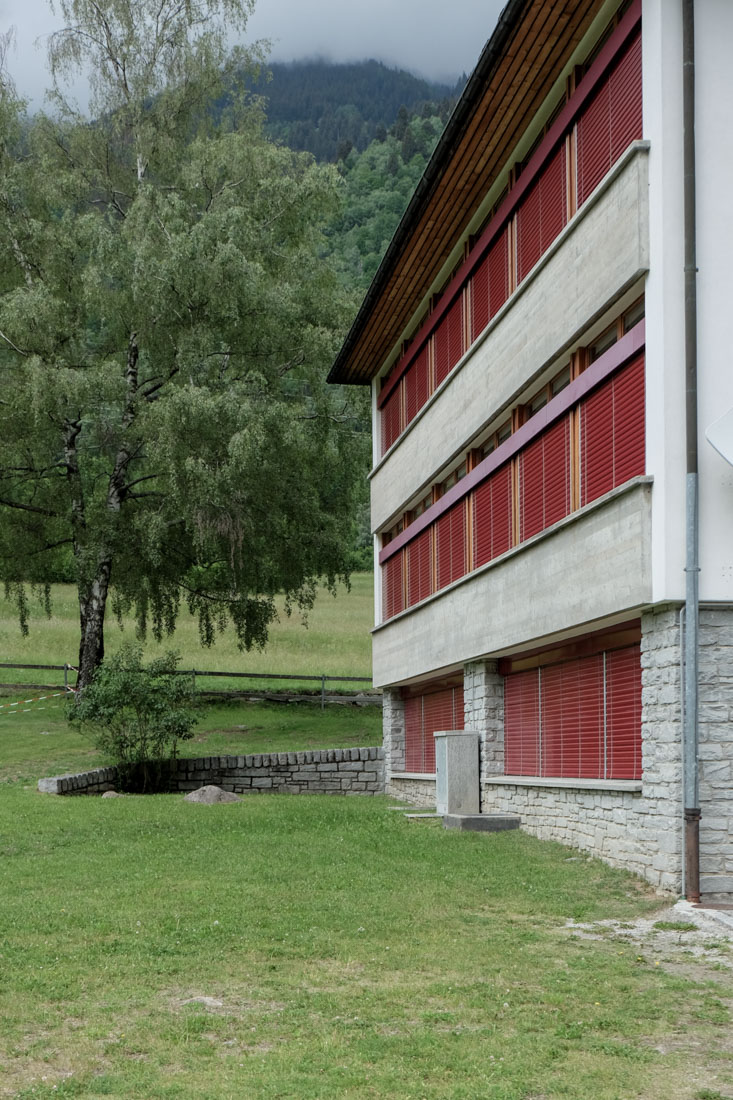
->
xmin=382 ymin=552 xmax=404 ymax=621
xmin=504 ymin=669 xmax=540 ymax=775
xmin=434 ymin=295 xmax=464 ymax=387
xmin=473 ymin=463 xmax=512 ymax=568
xmin=381 ymin=385 xmax=402 ymax=456
xmin=577 ymin=31 xmax=642 ymax=207
xmin=605 ymin=645 xmax=642 ymax=780
xmin=580 ymin=353 xmax=645 ymax=505
xmin=404 ymin=345 xmax=431 ymax=427
xmin=422 ymin=686 xmax=464 ymax=773
xmin=471 ymin=229 xmax=510 ymax=340
xmin=541 ymin=657 xmax=603 ymax=779
xmin=518 ymin=415 xmax=571 ymax=542
xmin=516 ymin=145 xmax=567 ymax=284
xmin=610 ymin=33 xmax=643 ymax=162
xmin=406 ymin=528 xmax=432 ymax=607
xmin=436 ymin=500 xmax=467 ymax=590
xmin=404 ymin=695 xmax=424 ymax=773
xmin=404 ymin=685 xmax=464 ymax=774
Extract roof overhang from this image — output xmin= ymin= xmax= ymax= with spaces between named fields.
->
xmin=328 ymin=0 xmax=608 ymax=386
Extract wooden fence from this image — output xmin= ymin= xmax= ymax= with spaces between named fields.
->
xmin=0 ymin=663 xmax=377 ymax=709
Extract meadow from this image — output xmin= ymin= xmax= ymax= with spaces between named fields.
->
xmin=1 ymin=578 xmax=732 ymax=1099
xmin=0 ymin=576 xmax=374 ymax=692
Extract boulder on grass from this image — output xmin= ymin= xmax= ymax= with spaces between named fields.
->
xmin=184 ymin=785 xmax=241 ymax=804
xmin=101 ymin=790 xmax=126 ymax=798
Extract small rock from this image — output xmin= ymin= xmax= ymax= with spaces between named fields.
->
xmin=180 ymin=996 xmax=224 ymax=1009
xmin=184 ymin=785 xmax=241 ymax=804
xmin=101 ymin=790 xmax=126 ymax=798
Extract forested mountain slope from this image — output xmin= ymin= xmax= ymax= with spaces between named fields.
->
xmin=245 ymin=58 xmax=461 ymax=162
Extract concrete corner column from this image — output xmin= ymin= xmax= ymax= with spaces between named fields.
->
xmin=382 ymin=687 xmax=405 ymax=779
xmin=640 ymin=607 xmax=684 ymax=892
xmin=464 ymin=660 xmax=504 ymax=810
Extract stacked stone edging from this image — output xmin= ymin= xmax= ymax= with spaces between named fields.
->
xmin=38 ymin=746 xmax=385 ymax=797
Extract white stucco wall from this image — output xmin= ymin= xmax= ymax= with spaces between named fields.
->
xmin=643 ymin=0 xmax=733 ymax=605
xmin=695 ymin=3 xmax=733 ymax=600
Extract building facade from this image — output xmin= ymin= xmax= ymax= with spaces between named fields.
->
xmin=329 ymin=0 xmax=733 ymax=898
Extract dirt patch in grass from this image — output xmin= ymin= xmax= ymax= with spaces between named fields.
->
xmin=563 ymin=902 xmax=733 ymax=1100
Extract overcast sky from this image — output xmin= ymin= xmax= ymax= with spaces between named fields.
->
xmin=2 ymin=0 xmax=506 ymax=108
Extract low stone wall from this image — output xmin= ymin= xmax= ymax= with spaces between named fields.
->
xmin=388 ymin=775 xmax=437 ymax=807
xmin=38 ymin=747 xmax=385 ymax=797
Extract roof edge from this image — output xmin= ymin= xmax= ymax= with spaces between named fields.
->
xmin=327 ymin=0 xmax=532 ymax=386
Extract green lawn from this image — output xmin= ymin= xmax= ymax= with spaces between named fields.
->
xmin=1 ymin=577 xmax=732 ymax=1098
xmin=1 ymin=784 xmax=732 ymax=1099
xmin=0 ymin=696 xmax=382 ymax=785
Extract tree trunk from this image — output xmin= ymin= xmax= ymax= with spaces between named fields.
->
xmin=76 ymin=559 xmax=112 ymax=692
xmin=70 ymin=332 xmax=140 ymax=693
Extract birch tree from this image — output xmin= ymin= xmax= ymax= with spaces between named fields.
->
xmin=0 ymin=1 xmax=365 ymax=689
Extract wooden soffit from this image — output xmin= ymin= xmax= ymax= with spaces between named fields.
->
xmin=329 ymin=0 xmax=608 ymax=386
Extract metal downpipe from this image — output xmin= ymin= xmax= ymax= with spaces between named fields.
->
xmin=682 ymin=0 xmax=700 ymax=903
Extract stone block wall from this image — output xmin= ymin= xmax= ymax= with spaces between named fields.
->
xmin=388 ymin=776 xmax=436 ymax=807
xmin=464 ymin=659 xmax=503 ymax=808
xmin=38 ymin=747 xmax=385 ymax=797
xmin=698 ymin=605 xmax=733 ymax=898
xmin=462 ymin=611 xmax=686 ymax=892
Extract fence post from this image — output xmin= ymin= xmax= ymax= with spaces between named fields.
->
xmin=192 ymin=669 xmax=196 ymax=693
xmin=321 ymin=674 xmax=326 ymax=711
xmin=64 ymin=663 xmax=68 ymax=693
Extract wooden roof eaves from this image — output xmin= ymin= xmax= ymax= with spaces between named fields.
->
xmin=329 ymin=0 xmax=605 ymax=388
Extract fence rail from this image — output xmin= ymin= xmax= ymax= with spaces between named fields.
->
xmin=0 ymin=662 xmax=376 ymax=709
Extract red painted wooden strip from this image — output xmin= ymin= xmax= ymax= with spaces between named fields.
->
xmin=541 ymin=657 xmax=604 ymax=779
xmin=517 ymin=144 xmax=567 ymax=284
xmin=580 ymin=352 xmax=645 ymax=506
xmin=434 ymin=294 xmax=464 ymax=388
xmin=518 ymin=415 xmax=571 ymax=542
xmin=470 ymin=227 xmax=510 ymax=341
xmin=577 ymin=31 xmax=642 ymax=206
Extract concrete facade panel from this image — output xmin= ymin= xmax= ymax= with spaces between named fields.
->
xmin=371 ymin=146 xmax=649 ymax=532
xmin=373 ymin=481 xmax=652 ymax=688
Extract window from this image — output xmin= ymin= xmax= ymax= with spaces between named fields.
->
xmin=503 ymin=641 xmax=642 ymax=781
xmin=579 ymin=352 xmax=645 ymax=505
xmin=403 ymin=683 xmax=464 ymax=773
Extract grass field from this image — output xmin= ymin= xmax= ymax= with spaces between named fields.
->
xmin=0 ymin=576 xmax=374 ymax=691
xmin=0 ymin=698 xmax=383 ymax=785
xmin=1 ymin=578 xmax=732 ymax=1098
xmin=2 ymin=782 xmax=733 ymax=1100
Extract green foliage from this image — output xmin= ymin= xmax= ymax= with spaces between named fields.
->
xmin=0 ymin=0 xmax=369 ymax=687
xmin=70 ymin=644 xmax=197 ymax=790
xmin=326 ymin=113 xmax=445 ymax=291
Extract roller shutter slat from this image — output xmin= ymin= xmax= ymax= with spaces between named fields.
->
xmin=406 ymin=528 xmax=433 ymax=607
xmin=473 ymin=464 xmax=513 ymax=567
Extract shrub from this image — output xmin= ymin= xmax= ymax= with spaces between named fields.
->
xmin=71 ymin=644 xmax=198 ymax=791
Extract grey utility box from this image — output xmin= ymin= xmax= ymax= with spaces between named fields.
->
xmin=434 ymin=731 xmax=480 ymax=815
